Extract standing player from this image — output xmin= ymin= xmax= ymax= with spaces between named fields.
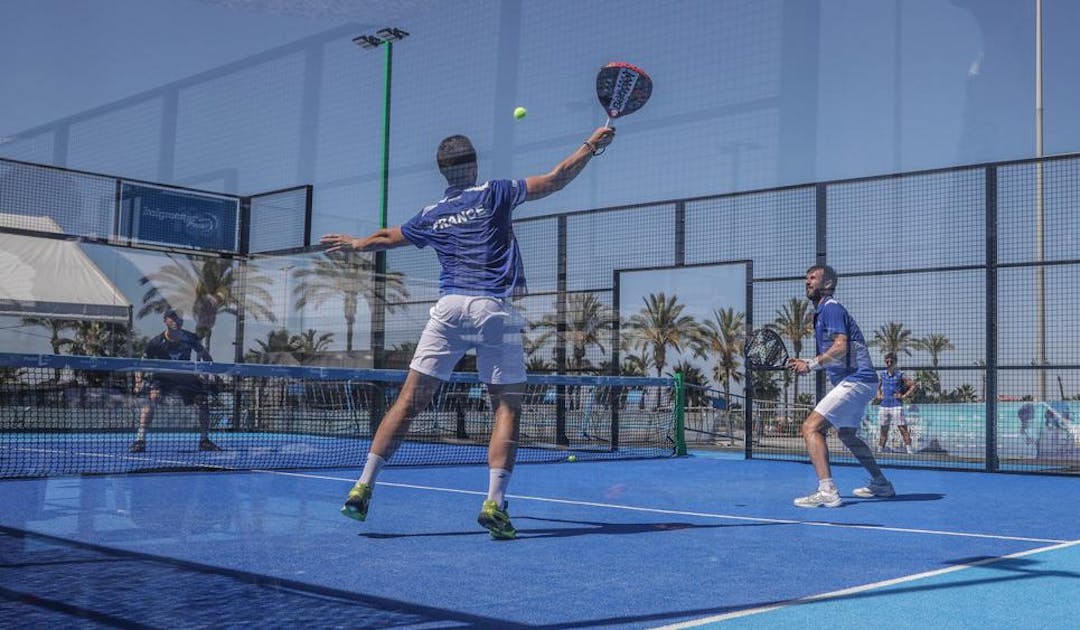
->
xmin=876 ymin=352 xmax=918 ymax=453
xmin=130 ymin=309 xmax=220 ymax=453
xmin=787 ymin=265 xmax=895 ymax=507
xmin=322 ymin=125 xmax=616 ymax=539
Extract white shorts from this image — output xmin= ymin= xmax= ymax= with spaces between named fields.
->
xmin=814 ymin=380 xmax=877 ymax=429
xmin=878 ymin=405 xmax=906 ymax=426
xmin=410 ymin=295 xmax=527 ymax=384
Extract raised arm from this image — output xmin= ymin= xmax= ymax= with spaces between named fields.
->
xmin=321 ymin=227 xmax=409 ymax=254
xmin=524 ymin=127 xmax=615 ymax=201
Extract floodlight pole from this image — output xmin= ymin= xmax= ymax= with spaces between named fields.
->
xmin=1035 ymin=0 xmax=1046 ymax=400
xmin=355 ymin=28 xmax=408 ymax=370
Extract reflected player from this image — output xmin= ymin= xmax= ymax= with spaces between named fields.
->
xmin=130 ymin=309 xmax=219 ymax=453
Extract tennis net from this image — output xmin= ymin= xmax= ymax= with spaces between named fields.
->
xmin=0 ymin=352 xmax=682 ymax=478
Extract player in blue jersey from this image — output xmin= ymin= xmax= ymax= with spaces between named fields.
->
xmin=787 ymin=265 xmax=895 ymax=507
xmin=130 ymin=309 xmax=219 ymax=453
xmin=322 ymin=125 xmax=616 ymax=539
xmin=875 ymin=352 xmax=918 ymax=453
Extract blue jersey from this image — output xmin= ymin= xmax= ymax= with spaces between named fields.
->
xmin=879 ymin=370 xmax=907 ymax=407
xmin=813 ymin=297 xmax=878 ymax=386
xmin=144 ymin=330 xmax=210 ymax=362
xmin=401 ymin=179 xmax=529 ymax=298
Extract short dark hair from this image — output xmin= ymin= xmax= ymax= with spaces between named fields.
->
xmin=163 ymin=309 xmax=183 ymax=325
xmin=884 ymin=352 xmax=898 ymax=362
xmin=805 ymin=264 xmax=838 ymax=292
xmin=436 ymin=135 xmax=476 ymax=177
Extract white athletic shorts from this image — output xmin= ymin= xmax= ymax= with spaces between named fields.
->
xmin=410 ymin=295 xmax=527 ymax=384
xmin=877 ymin=405 xmax=906 ymax=426
xmin=814 ymin=379 xmax=877 ymax=429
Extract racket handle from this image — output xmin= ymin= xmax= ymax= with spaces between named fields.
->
xmin=604 ymin=116 xmax=611 ymax=127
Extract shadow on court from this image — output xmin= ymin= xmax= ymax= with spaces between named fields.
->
xmin=0 ymin=526 xmax=523 ymax=629
xmin=359 ymin=517 xmax=793 ymax=540
xmin=844 ymin=492 xmax=946 ymax=504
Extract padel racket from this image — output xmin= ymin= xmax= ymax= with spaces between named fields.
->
xmin=596 ymin=62 xmax=653 ymax=126
xmin=743 ymin=328 xmax=790 ymax=370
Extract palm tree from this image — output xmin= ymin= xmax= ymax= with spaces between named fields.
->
xmin=625 ymin=293 xmax=700 ymax=379
xmin=530 ymin=293 xmax=615 ymax=373
xmin=772 ymin=297 xmax=813 ymax=407
xmin=622 ymin=352 xmax=652 ymax=376
xmin=870 ymin=321 xmax=916 ymax=357
xmin=526 ymin=356 xmax=554 ymax=373
xmin=291 ymin=329 xmax=334 ymax=364
xmin=950 ymin=384 xmax=978 ymax=402
xmin=598 ymin=350 xmax=652 ymax=377
xmin=293 ymin=251 xmax=409 ymax=352
xmin=245 ymin=328 xmax=296 ymax=364
xmin=57 ymin=322 xmax=128 ymax=387
xmin=58 ymin=321 xmax=127 ymax=357
xmin=915 ymin=333 xmax=955 ymax=367
xmin=749 ymin=369 xmax=781 ymax=401
xmin=625 ymin=293 xmax=700 ymax=408
xmin=914 ymin=333 xmax=954 ymax=398
xmin=21 ymin=317 xmax=75 ymax=381
xmin=139 ymin=256 xmax=276 ymax=348
xmin=21 ymin=317 xmax=73 ymax=355
xmin=669 ymin=360 xmax=709 ymax=407
xmin=699 ymin=307 xmax=745 ymax=410
xmin=913 ymin=370 xmax=940 ymax=403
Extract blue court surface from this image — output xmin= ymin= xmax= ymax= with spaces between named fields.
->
xmin=1 ymin=454 xmax=1077 ymax=629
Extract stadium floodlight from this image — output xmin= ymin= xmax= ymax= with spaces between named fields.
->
xmin=352 ymin=27 xmax=409 ymax=49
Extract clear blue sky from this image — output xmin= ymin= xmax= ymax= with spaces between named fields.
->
xmin=2 ymin=0 xmax=1079 ymax=397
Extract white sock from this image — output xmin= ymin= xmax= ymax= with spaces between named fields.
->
xmin=358 ymin=453 xmax=386 ymax=486
xmin=135 ymin=426 xmax=146 ymax=441
xmin=487 ymin=468 xmax=512 ymax=505
xmin=818 ymin=477 xmax=837 ymax=493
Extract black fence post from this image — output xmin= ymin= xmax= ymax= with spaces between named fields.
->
xmin=985 ymin=166 xmax=999 ymax=472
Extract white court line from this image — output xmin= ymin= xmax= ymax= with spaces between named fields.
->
xmin=650 ymin=538 xmax=1080 ymax=629
xmin=14 ymin=446 xmax=241 ymax=472
xmin=254 ymin=469 xmax=1071 ymax=545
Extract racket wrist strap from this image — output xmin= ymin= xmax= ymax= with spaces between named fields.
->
xmin=583 ymin=140 xmax=604 ymax=156
xmin=807 ymin=357 xmax=823 ymax=371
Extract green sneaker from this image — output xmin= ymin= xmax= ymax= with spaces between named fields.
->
xmin=477 ymin=500 xmax=516 ymax=540
xmin=340 ymin=483 xmax=372 ymax=522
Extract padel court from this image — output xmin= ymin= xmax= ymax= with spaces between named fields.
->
xmin=2 ymin=455 xmax=1077 ymax=629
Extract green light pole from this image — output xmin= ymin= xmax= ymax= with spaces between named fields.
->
xmin=355 ymin=27 xmax=408 ymax=370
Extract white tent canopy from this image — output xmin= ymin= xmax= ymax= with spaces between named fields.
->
xmin=0 ymin=213 xmax=131 ymax=322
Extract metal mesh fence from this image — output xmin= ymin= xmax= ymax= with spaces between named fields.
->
xmin=4 ymin=153 xmax=1080 ymax=475
xmin=247 ymin=185 xmax=312 ymax=254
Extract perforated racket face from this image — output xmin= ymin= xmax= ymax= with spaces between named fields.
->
xmin=744 ymin=329 xmax=789 ymax=369
xmin=596 ymin=62 xmax=652 ymax=119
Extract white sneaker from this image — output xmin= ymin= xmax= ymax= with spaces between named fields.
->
xmin=793 ymin=489 xmax=842 ymax=508
xmin=853 ymin=479 xmax=896 ymax=498
xmin=905 ymin=445 xmax=915 ymax=454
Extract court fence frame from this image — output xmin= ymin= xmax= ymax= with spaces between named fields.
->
xmin=4 ymin=152 xmax=1080 ymax=475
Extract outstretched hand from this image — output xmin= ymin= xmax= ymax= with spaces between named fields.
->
xmin=320 ymin=233 xmax=361 ymax=253
xmin=587 ymin=126 xmax=616 ymax=152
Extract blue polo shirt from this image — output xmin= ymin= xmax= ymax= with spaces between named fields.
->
xmin=880 ymin=369 xmax=906 ymax=407
xmin=401 ymin=179 xmax=528 ymax=297
xmin=813 ymin=296 xmax=878 ymax=386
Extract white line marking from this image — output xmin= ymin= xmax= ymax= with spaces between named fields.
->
xmin=650 ymin=539 xmax=1080 ymax=629
xmin=253 ymin=469 xmax=1071 ymax=544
